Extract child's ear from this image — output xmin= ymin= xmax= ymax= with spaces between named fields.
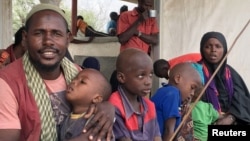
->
xmin=174 ymin=74 xmax=181 ymax=84
xmin=92 ymin=95 xmax=103 ymax=103
xmin=117 ymin=71 xmax=125 ymax=83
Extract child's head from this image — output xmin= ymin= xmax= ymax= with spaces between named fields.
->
xmin=110 ymin=11 xmax=118 ymax=21
xmin=190 ymin=63 xmax=205 ymax=103
xmin=168 ymin=62 xmax=202 ymax=104
xmin=66 ymin=68 xmax=111 ymax=108
xmin=116 ymin=48 xmax=153 ymax=97
xmin=153 ymin=59 xmax=170 ymax=80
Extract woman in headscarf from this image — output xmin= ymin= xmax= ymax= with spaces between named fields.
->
xmin=198 ymin=31 xmax=250 ymax=125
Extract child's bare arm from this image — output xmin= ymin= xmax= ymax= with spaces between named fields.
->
xmin=163 ymin=117 xmax=176 ymax=141
xmin=154 ymin=136 xmax=162 ymax=141
xmin=218 ymin=114 xmax=224 ymax=120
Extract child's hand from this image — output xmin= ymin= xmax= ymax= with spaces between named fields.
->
xmin=83 ymin=101 xmax=115 ymax=141
xmin=180 ymin=103 xmax=190 ymax=118
xmin=214 ymin=114 xmax=235 ymax=125
xmin=0 ymin=51 xmax=10 ymax=68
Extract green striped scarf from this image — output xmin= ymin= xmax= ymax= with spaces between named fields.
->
xmin=23 ymin=52 xmax=78 ymax=141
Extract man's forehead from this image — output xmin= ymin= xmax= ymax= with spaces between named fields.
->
xmin=25 ymin=3 xmax=68 ymax=25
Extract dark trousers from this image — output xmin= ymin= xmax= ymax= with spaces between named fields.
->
xmin=85 ymin=26 xmax=111 ymax=37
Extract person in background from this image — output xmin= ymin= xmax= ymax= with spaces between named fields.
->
xmin=153 ymin=53 xmax=201 ymax=80
xmin=109 ymin=48 xmax=162 ymax=141
xmin=81 ymin=56 xmax=100 ymax=71
xmin=76 ymin=15 xmax=110 ymax=37
xmin=151 ymin=62 xmax=202 ymax=141
xmin=198 ymin=31 xmax=250 ymax=125
xmin=0 ymin=26 xmax=26 ymax=68
xmin=109 ymin=69 xmax=119 ymax=93
xmin=117 ymin=0 xmax=159 ymax=55
xmin=118 ymin=5 xmax=128 ymax=20
xmin=60 ymin=68 xmax=114 ymax=141
xmin=107 ymin=11 xmax=118 ymax=36
xmin=120 ymin=5 xmax=128 ymax=15
xmin=0 ymin=3 xmax=114 ymax=141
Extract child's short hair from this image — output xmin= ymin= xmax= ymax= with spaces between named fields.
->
xmin=153 ymin=59 xmax=170 ymax=77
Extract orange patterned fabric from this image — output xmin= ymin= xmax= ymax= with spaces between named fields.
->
xmin=0 ymin=51 xmax=10 ymax=68
xmin=77 ymin=19 xmax=88 ymax=34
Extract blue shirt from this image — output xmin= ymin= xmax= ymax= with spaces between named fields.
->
xmin=150 ymin=84 xmax=182 ymax=135
xmin=106 ymin=20 xmax=117 ymax=33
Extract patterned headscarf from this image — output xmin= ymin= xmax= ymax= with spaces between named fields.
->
xmin=199 ymin=31 xmax=234 ymax=113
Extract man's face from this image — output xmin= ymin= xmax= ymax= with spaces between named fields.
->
xmin=138 ymin=0 xmax=154 ymax=12
xmin=23 ymin=10 xmax=70 ymax=70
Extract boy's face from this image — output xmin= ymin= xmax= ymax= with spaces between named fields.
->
xmin=177 ymin=72 xmax=201 ymax=105
xmin=120 ymin=56 xmax=153 ymax=97
xmin=192 ymin=85 xmax=204 ymax=103
xmin=66 ymin=69 xmax=102 ymax=106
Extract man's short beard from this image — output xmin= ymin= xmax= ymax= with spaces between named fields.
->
xmin=29 ymin=56 xmax=61 ymax=73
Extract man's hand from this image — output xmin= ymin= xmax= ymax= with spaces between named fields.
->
xmin=138 ymin=10 xmax=149 ymax=22
xmin=83 ymin=101 xmax=115 ymax=141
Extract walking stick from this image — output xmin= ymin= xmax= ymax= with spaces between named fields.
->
xmin=169 ymin=19 xmax=250 ymax=141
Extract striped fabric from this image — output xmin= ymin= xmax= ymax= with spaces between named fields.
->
xmin=23 ymin=52 xmax=78 ymax=141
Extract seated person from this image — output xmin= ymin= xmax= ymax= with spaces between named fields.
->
xmin=198 ymin=31 xmax=250 ymax=125
xmin=60 ymin=68 xmax=114 ymax=140
xmin=107 ymin=12 xmax=118 ymax=36
xmin=81 ymin=56 xmax=100 ymax=71
xmin=76 ymin=15 xmax=111 ymax=37
xmin=119 ymin=5 xmax=128 ymax=16
xmin=191 ymin=85 xmax=223 ymax=141
xmin=153 ymin=53 xmax=201 ymax=80
xmin=0 ymin=26 xmax=26 ymax=68
xmin=109 ymin=48 xmax=162 ymax=141
xmin=151 ymin=62 xmax=202 ymax=141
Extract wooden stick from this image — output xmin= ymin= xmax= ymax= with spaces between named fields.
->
xmin=169 ymin=19 xmax=250 ymax=141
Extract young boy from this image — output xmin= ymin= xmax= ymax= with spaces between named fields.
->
xmin=153 ymin=61 xmax=222 ymax=141
xmin=59 ymin=68 xmax=113 ymax=141
xmin=191 ymin=86 xmax=223 ymax=141
xmin=151 ymin=62 xmax=202 ymax=141
xmin=109 ymin=48 xmax=162 ymax=141
xmin=153 ymin=53 xmax=201 ymax=80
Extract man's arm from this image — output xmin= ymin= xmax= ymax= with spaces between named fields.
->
xmin=118 ymin=10 xmax=149 ymax=44
xmin=0 ymin=79 xmax=21 ymax=141
xmin=118 ymin=18 xmax=141 ymax=44
xmin=136 ymin=32 xmax=159 ymax=45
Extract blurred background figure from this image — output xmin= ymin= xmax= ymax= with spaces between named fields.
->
xmin=107 ymin=11 xmax=118 ymax=36
xmin=0 ymin=26 xmax=26 ymax=69
xmin=81 ymin=56 xmax=100 ymax=71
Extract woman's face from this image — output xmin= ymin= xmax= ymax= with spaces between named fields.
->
xmin=202 ymin=38 xmax=224 ymax=64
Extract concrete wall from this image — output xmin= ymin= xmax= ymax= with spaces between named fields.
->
xmin=68 ymin=39 xmax=161 ymax=96
xmin=68 ymin=40 xmax=120 ymax=81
